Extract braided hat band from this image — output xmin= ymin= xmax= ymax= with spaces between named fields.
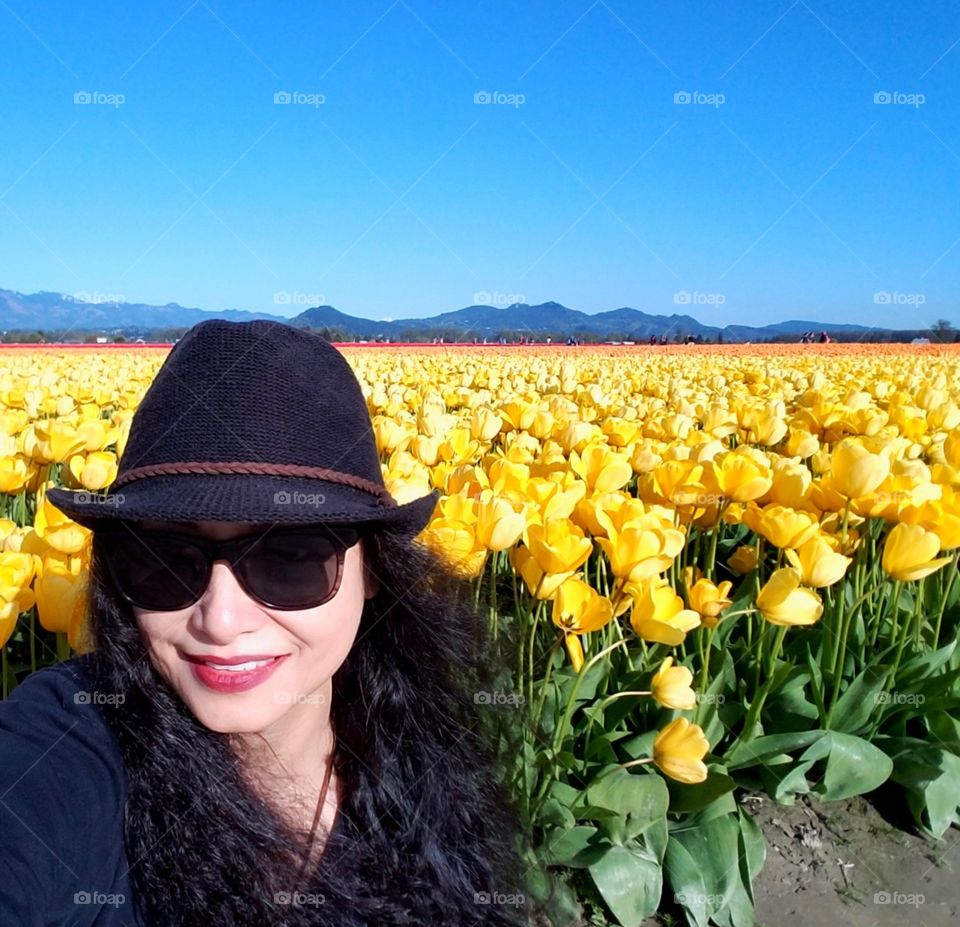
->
xmin=112 ymin=461 xmax=396 ymax=506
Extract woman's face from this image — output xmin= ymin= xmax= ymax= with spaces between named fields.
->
xmin=129 ymin=519 xmax=378 ymax=735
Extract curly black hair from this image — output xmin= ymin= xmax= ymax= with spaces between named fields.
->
xmin=83 ymin=522 xmax=536 ymax=926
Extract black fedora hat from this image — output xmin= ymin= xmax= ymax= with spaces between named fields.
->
xmin=46 ymin=319 xmax=440 ymax=535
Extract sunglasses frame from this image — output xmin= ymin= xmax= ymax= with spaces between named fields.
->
xmin=97 ymin=523 xmax=362 ymax=612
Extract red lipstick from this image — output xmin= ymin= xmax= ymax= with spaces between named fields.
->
xmin=183 ymin=653 xmax=289 ymax=693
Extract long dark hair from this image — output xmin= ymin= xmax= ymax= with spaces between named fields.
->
xmin=82 ymin=521 xmax=534 ymax=926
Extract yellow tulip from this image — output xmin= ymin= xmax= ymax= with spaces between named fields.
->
xmin=421 ymin=519 xmax=485 ymax=578
xmin=595 ymin=514 xmax=685 ymax=583
xmin=831 ymin=438 xmax=890 ymax=500
xmin=712 ymin=447 xmax=773 ymax=502
xmin=470 ymin=406 xmax=503 ymax=443
xmin=756 ymin=567 xmax=823 ymax=627
xmin=0 ymin=551 xmax=37 ymax=607
xmin=32 ymin=482 xmax=90 ymax=554
xmin=727 ymin=545 xmax=759 ymax=575
xmin=569 ymin=442 xmax=633 ymax=494
xmin=30 ymin=418 xmax=88 ymax=463
xmin=785 ymin=428 xmax=820 ymax=459
xmin=34 ymin=554 xmax=84 ymax=633
xmin=509 ymin=545 xmax=572 ymax=599
xmin=527 ymin=519 xmax=593 ymax=575
xmin=67 ymin=450 xmax=119 ymax=491
xmin=0 ymin=455 xmax=30 ymax=494
xmin=650 ymin=657 xmax=697 ymax=710
xmin=652 ymin=717 xmax=710 ymax=784
xmin=564 ymin=633 xmax=585 ymax=672
xmin=784 ymin=534 xmax=852 ymax=588
xmin=628 ymin=580 xmax=701 ymax=645
xmin=686 ymin=578 xmax=734 ymax=629
xmin=881 ymin=523 xmax=951 ymax=582
xmin=475 ymin=490 xmax=526 ymax=551
xmin=743 ymin=503 xmax=819 ymax=550
xmin=552 ymin=577 xmax=614 ymax=635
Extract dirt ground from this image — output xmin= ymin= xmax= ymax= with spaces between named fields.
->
xmin=743 ymin=790 xmax=958 ymax=927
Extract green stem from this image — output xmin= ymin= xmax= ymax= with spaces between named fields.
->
xmin=932 ymin=552 xmax=960 ymax=646
xmin=736 ymin=624 xmax=788 ymax=745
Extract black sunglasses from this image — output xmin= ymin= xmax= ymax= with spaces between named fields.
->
xmin=97 ymin=523 xmax=362 ymax=612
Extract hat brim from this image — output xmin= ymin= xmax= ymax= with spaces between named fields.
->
xmin=45 ymin=476 xmax=440 ymax=537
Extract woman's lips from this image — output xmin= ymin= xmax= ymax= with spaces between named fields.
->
xmin=185 ymin=653 xmax=289 ymax=693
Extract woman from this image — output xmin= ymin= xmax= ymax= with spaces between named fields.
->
xmin=1 ymin=319 xmax=531 ymax=926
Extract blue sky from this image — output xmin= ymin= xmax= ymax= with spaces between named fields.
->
xmin=1 ymin=0 xmax=957 ymax=328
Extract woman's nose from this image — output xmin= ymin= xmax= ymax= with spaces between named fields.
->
xmin=187 ymin=560 xmax=267 ymax=641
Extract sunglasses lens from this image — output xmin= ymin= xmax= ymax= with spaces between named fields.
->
xmin=102 ymin=526 xmax=359 ymax=611
xmin=104 ymin=534 xmax=208 ymax=610
xmin=236 ymin=530 xmax=350 ymax=609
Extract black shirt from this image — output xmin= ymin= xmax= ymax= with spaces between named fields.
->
xmin=0 ymin=656 xmax=144 ymax=926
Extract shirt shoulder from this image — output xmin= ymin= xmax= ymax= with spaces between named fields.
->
xmin=0 ymin=656 xmax=131 ymax=926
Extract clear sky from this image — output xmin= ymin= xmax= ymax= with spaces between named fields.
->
xmin=1 ymin=1 xmax=957 ymax=329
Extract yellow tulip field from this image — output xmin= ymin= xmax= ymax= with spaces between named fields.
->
xmin=2 ymin=342 xmax=960 ymax=926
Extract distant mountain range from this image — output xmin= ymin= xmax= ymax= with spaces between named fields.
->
xmin=0 ymin=288 xmax=900 ymax=343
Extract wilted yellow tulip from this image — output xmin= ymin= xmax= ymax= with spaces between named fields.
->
xmin=686 ymin=578 xmax=734 ymax=628
xmin=652 ymin=717 xmax=710 ymax=783
xmin=756 ymin=567 xmax=823 ymax=627
xmin=628 ymin=580 xmax=701 ymax=645
xmin=650 ymin=657 xmax=697 ymax=710
xmin=831 ymin=438 xmax=890 ymax=500
xmin=881 ymin=523 xmax=951 ymax=582
xmin=784 ymin=534 xmax=851 ymax=588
